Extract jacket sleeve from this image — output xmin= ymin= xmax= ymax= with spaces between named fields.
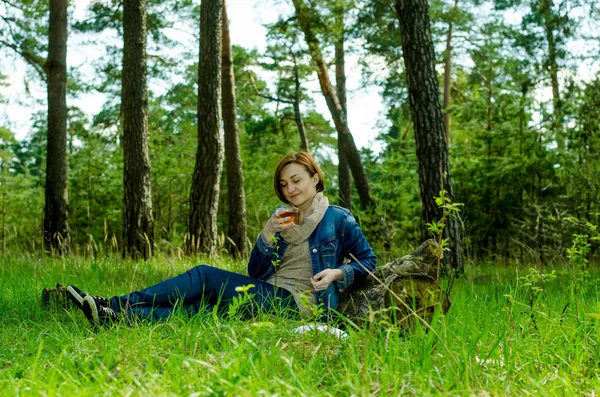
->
xmin=337 ymin=211 xmax=377 ymax=290
xmin=247 ymin=232 xmax=278 ymax=280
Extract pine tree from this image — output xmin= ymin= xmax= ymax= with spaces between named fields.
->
xmin=222 ymin=0 xmax=248 ymax=258
xmin=395 ymin=0 xmax=463 ymax=272
xmin=122 ymin=0 xmax=154 ymax=259
xmin=44 ymin=0 xmax=70 ymax=254
xmin=188 ymin=0 xmax=223 ymax=256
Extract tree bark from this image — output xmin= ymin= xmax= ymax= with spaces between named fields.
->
xmin=43 ymin=0 xmax=69 ymax=255
xmin=520 ymin=80 xmax=531 ymax=156
xmin=486 ymin=58 xmax=493 ymax=157
xmin=291 ymin=50 xmax=309 ymax=151
xmin=1 ymin=161 xmax=6 ymax=253
xmin=335 ymin=4 xmax=352 ymax=211
xmin=395 ymin=0 xmax=463 ymax=272
xmin=122 ymin=0 xmax=154 ymax=259
xmin=221 ymin=0 xmax=248 ymax=258
xmin=87 ymin=150 xmax=92 ymax=235
xmin=291 ymin=0 xmax=374 ymax=209
xmin=188 ymin=0 xmax=223 ymax=256
xmin=155 ymin=173 xmax=161 ymax=228
xmin=168 ymin=176 xmax=173 ymax=234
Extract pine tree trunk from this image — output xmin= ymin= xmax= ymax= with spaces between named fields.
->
xmin=395 ymin=0 xmax=463 ymax=272
xmin=292 ymin=0 xmax=374 ymax=209
xmin=291 ymin=54 xmax=309 ymax=152
xmin=43 ymin=0 xmax=69 ymax=255
xmin=519 ymin=81 xmax=530 ymax=156
xmin=168 ymin=177 xmax=173 ymax=233
xmin=87 ymin=151 xmax=92 ymax=235
xmin=485 ymin=60 xmax=494 ymax=253
xmin=122 ymin=0 xmax=153 ymax=259
xmin=155 ymin=173 xmax=161 ymax=228
xmin=335 ymin=4 xmax=352 ymax=211
xmin=188 ymin=0 xmax=223 ymax=256
xmin=442 ymin=0 xmax=457 ymax=145
xmin=539 ymin=0 xmax=562 ymax=150
xmin=486 ymin=62 xmax=493 ymax=157
xmin=1 ymin=163 xmax=6 ymax=253
xmin=221 ymin=0 xmax=248 ymax=258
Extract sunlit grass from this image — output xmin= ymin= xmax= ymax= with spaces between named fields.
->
xmin=0 ymin=255 xmax=599 ymax=395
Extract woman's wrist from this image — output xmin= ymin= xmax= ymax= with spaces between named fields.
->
xmin=262 ymin=230 xmax=275 ymax=245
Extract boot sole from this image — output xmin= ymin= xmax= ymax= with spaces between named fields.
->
xmin=66 ymin=286 xmax=85 ymax=309
xmin=83 ymin=295 xmax=100 ymax=325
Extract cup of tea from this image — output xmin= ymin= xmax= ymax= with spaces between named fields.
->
xmin=278 ymin=207 xmax=298 ymax=226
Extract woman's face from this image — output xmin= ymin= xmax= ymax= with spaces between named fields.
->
xmin=278 ymin=162 xmax=319 ymax=211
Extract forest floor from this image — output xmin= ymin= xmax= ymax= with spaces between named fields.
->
xmin=0 ymin=255 xmax=598 ymax=396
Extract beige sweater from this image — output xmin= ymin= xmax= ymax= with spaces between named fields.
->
xmin=267 ymin=193 xmax=329 ymax=315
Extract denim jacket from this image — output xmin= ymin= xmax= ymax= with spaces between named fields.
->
xmin=248 ymin=205 xmax=377 ymax=321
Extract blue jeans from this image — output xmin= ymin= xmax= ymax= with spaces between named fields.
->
xmin=109 ymin=265 xmax=297 ymax=321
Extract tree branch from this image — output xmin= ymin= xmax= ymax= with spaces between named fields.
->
xmin=0 ymin=0 xmax=27 ymax=12
xmin=246 ymin=72 xmax=294 ymax=104
xmin=0 ymin=39 xmax=46 ymax=82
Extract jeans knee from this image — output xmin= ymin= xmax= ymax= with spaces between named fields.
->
xmin=190 ymin=264 xmax=211 ymax=282
xmin=194 ymin=264 xmax=209 ymax=273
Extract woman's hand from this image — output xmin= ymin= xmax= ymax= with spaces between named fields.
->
xmin=311 ymin=269 xmax=344 ymax=292
xmin=262 ymin=208 xmax=295 ymax=244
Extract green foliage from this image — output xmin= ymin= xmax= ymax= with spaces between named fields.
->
xmin=0 ymin=117 xmax=46 ymax=250
xmin=443 ymin=17 xmax=565 ymax=261
xmin=562 ymin=217 xmax=600 ymax=299
xmin=504 ymin=266 xmax=557 ymax=332
xmin=67 ymin=108 xmax=123 ymax=250
xmin=0 ymin=0 xmax=48 ymax=79
xmin=299 ymin=291 xmax=325 ymax=321
xmin=148 ymin=85 xmax=197 ymax=246
xmin=228 ymin=284 xmax=256 ymax=320
xmin=346 ymin=0 xmax=600 ymax=264
xmin=347 ymin=144 xmax=421 ymax=261
xmin=231 ymin=45 xmax=270 ymax=126
xmin=518 ymin=267 xmax=557 ymax=297
xmin=566 ymin=233 xmax=592 ymax=270
xmin=427 ymin=189 xmax=463 ymax=258
xmin=559 ymin=77 xmax=600 ymax=222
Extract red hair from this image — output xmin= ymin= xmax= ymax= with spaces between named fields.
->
xmin=273 ymin=151 xmax=325 ymax=203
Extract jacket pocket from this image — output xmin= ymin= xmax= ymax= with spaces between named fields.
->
xmin=319 ymin=240 xmax=338 ymax=269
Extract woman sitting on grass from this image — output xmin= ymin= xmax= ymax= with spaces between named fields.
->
xmin=66 ymin=151 xmax=377 ymax=326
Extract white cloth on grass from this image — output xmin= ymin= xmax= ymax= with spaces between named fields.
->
xmin=291 ymin=324 xmax=348 ymax=340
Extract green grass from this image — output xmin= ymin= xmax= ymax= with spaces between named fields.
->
xmin=0 ymin=255 xmax=599 ymax=396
